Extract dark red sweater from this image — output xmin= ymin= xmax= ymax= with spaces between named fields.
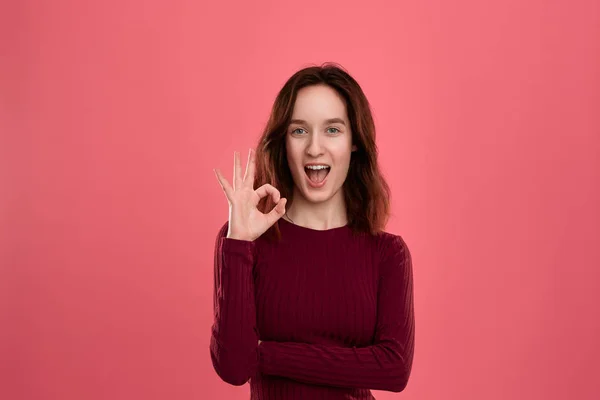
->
xmin=210 ymin=218 xmax=415 ymax=399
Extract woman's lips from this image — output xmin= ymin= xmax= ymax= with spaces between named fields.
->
xmin=304 ymin=167 xmax=330 ymax=189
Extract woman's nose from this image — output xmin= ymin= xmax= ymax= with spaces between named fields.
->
xmin=306 ymin=134 xmax=324 ymax=157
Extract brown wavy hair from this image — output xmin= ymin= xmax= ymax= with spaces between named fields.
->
xmin=254 ymin=62 xmax=392 ymax=240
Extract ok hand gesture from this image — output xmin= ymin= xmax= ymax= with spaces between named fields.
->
xmin=214 ymin=149 xmax=287 ymax=242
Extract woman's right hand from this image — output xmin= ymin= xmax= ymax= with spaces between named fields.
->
xmin=214 ymin=149 xmax=287 ymax=242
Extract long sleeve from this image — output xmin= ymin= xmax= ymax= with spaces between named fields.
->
xmin=209 ymin=221 xmax=260 ymax=386
xmin=257 ymin=234 xmax=415 ymax=393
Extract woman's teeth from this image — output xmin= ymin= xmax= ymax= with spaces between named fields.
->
xmin=304 ymin=165 xmax=330 ymax=184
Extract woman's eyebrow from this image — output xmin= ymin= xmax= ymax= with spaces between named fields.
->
xmin=289 ymin=118 xmax=346 ymax=126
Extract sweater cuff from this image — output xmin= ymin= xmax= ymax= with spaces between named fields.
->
xmin=219 ymin=237 xmax=256 ymax=260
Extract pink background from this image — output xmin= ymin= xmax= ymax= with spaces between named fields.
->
xmin=2 ymin=1 xmax=599 ymax=399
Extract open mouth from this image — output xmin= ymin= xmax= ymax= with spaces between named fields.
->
xmin=304 ymin=165 xmax=330 ymax=185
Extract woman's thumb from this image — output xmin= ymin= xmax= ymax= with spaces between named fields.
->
xmin=278 ymin=198 xmax=287 ymax=213
xmin=267 ymin=198 xmax=287 ymax=225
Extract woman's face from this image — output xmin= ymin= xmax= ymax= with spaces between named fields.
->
xmin=285 ymin=84 xmax=357 ymax=204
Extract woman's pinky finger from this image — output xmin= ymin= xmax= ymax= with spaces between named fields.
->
xmin=214 ymin=169 xmax=233 ymax=199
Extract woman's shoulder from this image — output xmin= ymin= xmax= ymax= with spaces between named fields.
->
xmin=371 ymin=229 xmax=411 ymax=262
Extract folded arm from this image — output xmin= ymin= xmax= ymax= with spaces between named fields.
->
xmin=257 ymin=234 xmax=415 ymax=392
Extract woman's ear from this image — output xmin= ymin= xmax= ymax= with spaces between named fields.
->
xmin=352 ymin=144 xmax=358 ymax=152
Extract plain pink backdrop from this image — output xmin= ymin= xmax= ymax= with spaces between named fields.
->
xmin=2 ymin=0 xmax=599 ymax=399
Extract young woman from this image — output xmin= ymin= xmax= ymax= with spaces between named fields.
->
xmin=211 ymin=63 xmax=415 ymax=399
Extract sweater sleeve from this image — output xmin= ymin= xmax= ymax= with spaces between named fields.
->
xmin=257 ymin=234 xmax=415 ymax=393
xmin=209 ymin=221 xmax=260 ymax=386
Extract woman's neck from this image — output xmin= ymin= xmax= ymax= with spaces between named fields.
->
xmin=284 ymin=190 xmax=348 ymax=231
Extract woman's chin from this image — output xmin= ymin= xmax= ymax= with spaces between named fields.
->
xmin=301 ymin=184 xmax=341 ymax=204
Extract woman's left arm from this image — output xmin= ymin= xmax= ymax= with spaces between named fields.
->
xmin=257 ymin=234 xmax=415 ymax=393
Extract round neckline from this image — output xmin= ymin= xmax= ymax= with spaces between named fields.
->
xmin=279 ymin=216 xmax=349 ymax=233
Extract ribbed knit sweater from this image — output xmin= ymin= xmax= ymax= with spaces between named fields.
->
xmin=210 ymin=217 xmax=415 ymax=399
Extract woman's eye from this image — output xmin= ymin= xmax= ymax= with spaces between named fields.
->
xmin=327 ymin=127 xmax=340 ymax=134
xmin=292 ymin=128 xmax=306 ymax=134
